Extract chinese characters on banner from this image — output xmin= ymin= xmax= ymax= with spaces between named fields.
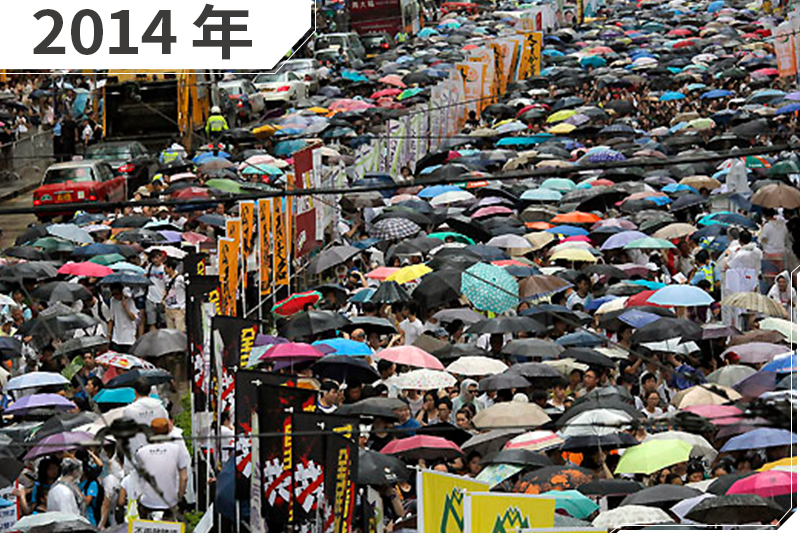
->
xmin=456 ymin=62 xmax=486 ymax=117
xmin=218 ymin=237 xmax=237 ymax=316
xmin=273 ymin=198 xmax=290 ymax=286
xmin=775 ymin=20 xmax=799 ymax=77
xmin=258 ymin=198 xmax=272 ymax=297
xmin=240 ymin=201 xmax=256 ymax=289
xmin=517 ymin=31 xmax=543 ymax=80
xmin=294 ymin=147 xmax=318 ymax=257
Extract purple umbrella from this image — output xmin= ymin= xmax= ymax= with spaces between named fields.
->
xmin=5 ymin=393 xmax=76 ymax=416
xmin=733 ymin=370 xmax=777 ymax=398
xmin=157 ymin=230 xmax=183 ymax=243
xmin=785 ymin=91 xmax=800 ymax=101
xmin=255 ymin=334 xmax=289 ymax=347
xmin=24 ymin=431 xmax=96 ymax=461
xmin=600 ymin=231 xmax=648 ymax=250
xmin=722 ymin=342 xmax=789 ymax=364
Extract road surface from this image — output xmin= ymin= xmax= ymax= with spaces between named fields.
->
xmin=0 ymin=193 xmax=37 ymax=250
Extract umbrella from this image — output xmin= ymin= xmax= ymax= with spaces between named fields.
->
xmin=5 ymin=372 xmax=70 ymax=392
xmin=14 ymin=512 xmax=95 ymax=533
xmin=57 ymin=262 xmax=113 ymax=278
xmin=104 ymin=368 xmax=173 ymax=389
xmin=722 ymin=292 xmax=789 ymax=318
xmin=592 ymin=506 xmax=673 ymax=528
xmin=578 ymin=479 xmax=644 ymax=497
xmin=646 ymin=285 xmax=714 ymax=307
xmin=95 ymin=352 xmax=153 ymax=370
xmin=278 ymin=310 xmax=350 ymax=340
xmin=504 ymin=430 xmax=564 ymax=452
xmin=472 ymin=402 xmax=550 ymax=430
xmin=97 ymin=272 xmax=151 ymax=287
xmin=466 ymin=317 xmax=544 ymax=336
xmin=357 ymin=449 xmax=410 ymax=486
xmin=375 ymin=346 xmax=444 ymax=370
xmin=615 ymin=439 xmax=693 ymax=475
xmin=24 ymin=431 xmax=97 ymax=460
xmin=370 ymin=218 xmax=420 ymax=240
xmin=761 ymin=351 xmax=796 ymax=374
xmin=462 ymin=429 xmax=523 ymax=457
xmin=706 ymin=365 xmax=757 ymax=388
xmin=685 ymin=494 xmax=785 ymax=525
xmin=721 ymin=342 xmax=788 ymax=364
xmin=391 ymin=369 xmax=456 ymax=390
xmin=311 ymin=355 xmax=379 ymax=383
xmin=483 ymin=448 xmax=552 ymax=468
xmin=312 ymin=339 xmax=372 ymax=357
xmin=337 ymin=397 xmax=404 ymax=419
xmin=31 ymin=281 xmax=91 ymax=303
xmin=721 ymin=428 xmax=796 ymax=452
xmin=727 ymin=469 xmax=796 ymax=499
xmin=381 ymin=435 xmax=463 ymax=461
xmin=131 ymin=329 xmax=186 ymax=357
xmin=47 ymin=224 xmax=92 ymax=244
xmin=272 ymin=291 xmax=323 ymax=316
xmin=643 ymin=431 xmax=718 ymax=463
xmin=446 ymin=356 xmax=507 ymax=376
xmin=461 ymin=262 xmax=519 ymax=314
xmin=620 ymin=485 xmax=702 ymax=509
xmin=630 ymin=318 xmax=701 ymax=344
xmin=671 ymin=384 xmax=741 ymax=408
xmin=385 ymin=265 xmax=432 ymax=284
xmin=5 ymin=393 xmax=77 ymax=416
xmin=501 ymin=339 xmax=564 ymax=360
xmin=541 ymin=490 xmax=599 ymax=519
xmin=518 ymin=466 xmax=593 ymax=494
xmin=308 ymin=246 xmax=362 ymax=275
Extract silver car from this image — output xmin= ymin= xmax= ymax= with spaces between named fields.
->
xmin=277 ymin=59 xmax=321 ymax=92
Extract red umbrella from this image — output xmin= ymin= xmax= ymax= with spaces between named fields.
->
xmin=57 ymin=261 xmax=113 ymax=278
xmin=182 ymin=231 xmax=211 ymax=245
xmin=591 ymin=179 xmax=615 ymax=187
xmin=753 ymin=68 xmax=779 ymax=77
xmin=371 ymin=88 xmax=402 ymax=99
xmin=727 ymin=470 xmax=796 ymax=498
xmin=376 ymin=346 xmax=444 ymax=370
xmin=667 ymin=28 xmax=693 ymax=36
xmin=272 ymin=290 xmax=322 ymax=317
xmin=683 ymin=405 xmax=744 ymax=425
xmin=366 ymin=267 xmax=399 ymax=280
xmin=378 ymin=74 xmax=406 ymax=88
xmin=625 ymin=290 xmax=669 ymax=308
xmin=173 ymin=187 xmax=210 ymax=199
xmin=673 ymin=39 xmax=698 ymax=48
xmin=381 ymin=435 xmax=463 ymax=461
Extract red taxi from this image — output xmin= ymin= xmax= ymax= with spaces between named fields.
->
xmin=33 ymin=161 xmax=127 ymax=220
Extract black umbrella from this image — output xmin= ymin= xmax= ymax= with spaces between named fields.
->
xmin=428 ymin=248 xmax=482 ymax=271
xmin=15 ymin=225 xmax=49 ymax=246
xmin=34 ymin=411 xmax=99 ymax=442
xmin=478 ymin=371 xmax=532 ymax=392
xmin=599 ymin=305 xmax=676 ymax=331
xmin=278 ymin=311 xmax=350 ymax=341
xmin=115 ymin=229 xmax=165 ymax=245
xmin=110 ymin=215 xmax=152 ymax=228
xmin=337 ymin=398 xmax=403 ymax=420
xmin=376 ymin=209 xmax=434 ymax=228
xmin=416 ymin=422 xmax=472 ymax=447
xmin=340 ymin=316 xmax=398 ymax=335
xmin=507 ymin=363 xmax=566 ymax=387
xmin=521 ymin=304 xmax=585 ymax=328
xmin=501 ymin=339 xmax=564 ymax=360
xmin=131 ymin=329 xmax=187 ymax=357
xmin=412 ymin=269 xmax=462 ymax=309
xmin=670 ymin=193 xmax=707 ymax=212
xmin=0 ymin=261 xmax=59 ymax=282
xmin=559 ymin=348 xmax=616 ymax=369
xmin=0 ymin=455 xmax=24 ymax=488
xmin=388 ymin=236 xmax=441 ymax=257
xmin=308 ymin=245 xmax=362 ymax=275
xmin=461 ymin=429 xmax=523 ymax=457
xmin=575 ymin=386 xmax=635 ymax=405
xmin=369 ymin=281 xmax=412 ymax=305
xmin=105 ymin=368 xmax=173 ymax=389
xmin=312 ymin=355 xmax=379 ymax=384
xmin=578 ymin=479 xmax=644 ymax=497
xmin=707 ymin=472 xmax=755 ymax=495
xmin=466 ymin=317 xmax=545 ymax=336
xmin=631 ymin=317 xmax=702 ymax=344
xmin=4 ymin=246 xmax=48 ymax=260
xmin=731 ymin=118 xmax=769 ymax=139
xmin=562 ymin=433 xmax=639 ymax=452
xmin=357 ymin=449 xmax=410 ymax=486
xmin=0 ymin=337 xmax=22 ymax=361
xmin=31 ymin=281 xmax=91 ymax=304
xmin=685 ymin=494 xmax=784 ymax=525
xmin=20 ymin=304 xmax=98 ymax=347
xmin=432 ymin=343 xmax=491 ymax=361
xmin=54 ymin=336 xmax=109 ymax=358
xmin=620 ymin=484 xmax=702 ymax=509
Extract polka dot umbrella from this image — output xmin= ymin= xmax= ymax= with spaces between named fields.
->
xmin=461 ymin=262 xmax=519 ymax=314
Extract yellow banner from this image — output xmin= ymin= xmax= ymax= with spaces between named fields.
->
xmin=417 ymin=470 xmax=490 ymax=533
xmin=273 ymin=198 xmax=289 ymax=286
xmin=226 ymin=218 xmax=243 ymax=301
xmin=218 ymin=237 xmax=237 ymax=316
xmin=464 ymin=492 xmax=555 ymax=533
xmin=518 ymin=31 xmax=543 ymax=80
xmin=240 ymin=202 xmax=255 ymax=290
xmin=258 ymin=198 xmax=272 ymax=297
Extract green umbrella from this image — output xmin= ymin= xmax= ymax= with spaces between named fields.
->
xmin=398 ymin=88 xmax=423 ymax=101
xmin=615 ymin=439 xmax=692 ymax=475
xmin=90 ymin=253 xmax=126 ymax=266
xmin=623 ymin=237 xmax=676 ymax=250
xmin=32 ymin=237 xmax=75 ymax=253
xmin=206 ymin=178 xmax=243 ymax=194
xmin=461 ymin=262 xmax=518 ymax=314
xmin=428 ymin=232 xmax=475 ymax=245
xmin=767 ymin=160 xmax=800 ymax=176
xmin=541 ymin=178 xmax=577 ymax=192
xmin=541 ymin=489 xmax=599 ymax=519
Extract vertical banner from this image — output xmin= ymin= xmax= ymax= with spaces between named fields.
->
xmin=212 ymin=315 xmax=260 ymax=371
xmin=250 ymin=409 xmax=265 ymax=533
xmin=292 ymin=413 xmax=327 ymax=532
xmin=273 ymin=198 xmax=289 ymax=287
xmin=469 ymin=47 xmax=495 ymax=109
xmin=218 ymin=237 xmax=237 ymax=316
xmin=456 ymin=62 xmax=485 ymax=117
xmin=258 ymin=198 xmax=272 ymax=298
xmin=518 ymin=32 xmax=543 ymax=80
xmin=186 ymin=274 xmax=219 ymax=413
xmin=240 ymin=201 xmax=256 ymax=290
xmin=463 ymin=493 xmax=555 ymax=533
xmin=294 ymin=148 xmax=318 ymax=257
xmin=326 ymin=432 xmax=359 ymax=533
xmin=416 ymin=470 xmax=490 ymax=533
xmin=775 ymin=21 xmax=798 ymax=77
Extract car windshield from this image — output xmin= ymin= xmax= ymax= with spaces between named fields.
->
xmin=219 ymin=82 xmax=244 ymax=95
xmin=363 ymin=36 xmax=386 ymax=46
xmin=254 ymin=73 xmax=287 ymax=84
xmin=86 ymin=145 xmax=132 ymax=161
xmin=44 ymin=167 xmax=95 ymax=185
xmin=282 ymin=62 xmax=313 ymax=72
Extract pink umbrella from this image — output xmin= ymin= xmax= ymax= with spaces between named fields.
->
xmin=366 ymin=266 xmax=399 ymax=280
xmin=376 ymin=346 xmax=444 ymax=370
xmin=378 ymin=74 xmax=406 ymax=88
xmin=727 ymin=470 xmax=796 ymax=498
xmin=561 ymin=235 xmax=592 ymax=243
xmin=683 ymin=405 xmax=744 ymax=425
xmin=58 ymin=262 xmax=113 ymax=278
xmin=261 ymin=343 xmax=325 ymax=360
xmin=471 ymin=206 xmax=514 ymax=219
xmin=381 ymin=435 xmax=463 ymax=461
xmin=753 ymin=68 xmax=779 ymax=77
xmin=592 ymin=218 xmax=638 ymax=230
xmin=183 ymin=231 xmax=211 ymax=245
xmin=371 ymin=88 xmax=402 ymax=99
xmin=329 ymin=99 xmax=375 ymax=112
xmin=721 ymin=342 xmax=789 ymax=364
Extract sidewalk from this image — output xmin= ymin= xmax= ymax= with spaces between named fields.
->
xmin=0 ymin=171 xmax=42 ymax=204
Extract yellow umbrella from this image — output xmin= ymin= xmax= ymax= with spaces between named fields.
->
xmin=385 ymin=264 xmax=432 ymax=284
xmin=252 ymin=124 xmax=279 ymax=136
xmin=680 ymin=175 xmax=721 ymax=190
xmin=548 ymin=123 xmax=577 ymax=134
xmin=550 ymin=248 xmax=597 ymax=263
xmin=758 ymin=457 xmax=796 ymax=472
xmin=306 ymin=106 xmax=330 ymax=114
xmin=546 ymin=109 xmax=577 ymax=123
xmin=525 ymin=232 xmax=556 ymax=251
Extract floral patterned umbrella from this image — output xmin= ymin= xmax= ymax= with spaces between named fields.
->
xmin=518 ymin=466 xmax=593 ymax=494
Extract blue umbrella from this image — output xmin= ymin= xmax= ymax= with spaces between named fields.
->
xmin=546 ymin=225 xmax=589 ymax=237
xmin=629 ymin=279 xmax=666 ymax=290
xmin=581 ymin=55 xmax=607 ymax=68
xmin=98 ymin=272 xmax=151 ymax=287
xmin=273 ymin=140 xmax=307 ymax=157
xmin=349 ymin=288 xmax=375 ymax=303
xmin=701 ymin=89 xmax=734 ymax=99
xmin=660 ymin=91 xmax=686 ymax=101
xmin=662 ymin=183 xmax=697 ymax=194
xmin=193 ymin=152 xmax=231 ymax=164
xmin=313 ymin=338 xmax=372 ymax=357
xmin=584 ymin=295 xmax=621 ymax=312
xmin=95 ymin=387 xmax=160 ymax=404
xmin=556 ymin=331 xmax=603 ymax=347
xmin=418 ymin=27 xmax=439 ymax=38
xmin=721 ymin=428 xmax=796 ymax=452
xmin=541 ymin=490 xmax=599 ymax=519
xmin=762 ymin=352 xmax=796 ymax=374
xmin=5 ymin=371 xmax=69 ymax=391
xmin=647 ymin=285 xmax=714 ymax=306
xmin=600 ymin=231 xmax=648 ymax=250
xmin=418 ymin=185 xmax=461 ymax=198
xmin=708 ymin=0 xmax=725 ymax=12
xmin=504 ymin=265 xmax=541 ymax=278
xmin=466 ymin=245 xmax=509 ymax=262
xmin=72 ymin=243 xmax=125 ymax=257
xmin=618 ymin=309 xmax=662 ymax=329
xmin=342 ymin=70 xmax=368 ymax=82
xmin=698 ymin=212 xmax=758 ymax=229
xmin=521 ymin=189 xmax=563 ymax=202
xmin=461 ymin=263 xmax=518 ymax=314
xmin=776 ymin=103 xmax=800 ymax=115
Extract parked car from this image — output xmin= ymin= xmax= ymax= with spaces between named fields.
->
xmin=33 ymin=161 xmax=127 ymax=220
xmin=217 ymin=79 xmax=266 ymax=121
xmin=314 ymin=33 xmax=366 ymax=60
xmin=361 ymin=33 xmax=395 ymax=58
xmin=85 ymin=141 xmax=157 ymax=190
xmin=277 ymin=59 xmax=321 ymax=92
xmin=253 ymin=72 xmax=309 ymax=105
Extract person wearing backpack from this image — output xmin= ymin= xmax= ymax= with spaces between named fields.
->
xmin=46 ymin=458 xmax=85 ymax=516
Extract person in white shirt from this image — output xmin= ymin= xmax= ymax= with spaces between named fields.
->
xmin=108 ymin=285 xmax=139 ymax=353
xmin=760 ymin=209 xmax=789 ymax=286
xmin=768 ymin=271 xmax=796 ymax=321
xmin=720 ymin=230 xmax=762 ymax=328
xmin=123 ymin=379 xmax=169 ymax=461
xmin=144 ymin=251 xmax=168 ymax=331
xmin=46 ymin=458 xmax=84 ymax=516
xmin=163 ymin=259 xmax=186 ymax=332
xmin=134 ymin=418 xmax=189 ymax=520
xmin=398 ymin=302 xmax=424 ymax=346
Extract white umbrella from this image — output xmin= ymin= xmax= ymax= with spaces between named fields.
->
xmin=686 ymin=478 xmax=715 ymax=492
xmin=146 ymin=245 xmax=187 ymax=259
xmin=558 ymin=410 xmax=633 ymax=438
xmin=504 ymin=429 xmax=564 ymax=451
xmin=644 ymin=431 xmax=718 ymax=463
xmin=429 ymin=190 xmax=475 ymax=206
xmin=390 ymin=369 xmax=456 ymax=390
xmin=543 ymin=358 xmax=589 ymax=377
xmin=0 ymin=294 xmax=15 ymax=306
xmin=473 ymin=402 xmax=550 ymax=430
xmin=446 ymin=356 xmax=508 ymax=376
xmin=592 ymin=505 xmax=673 ymax=528
xmin=671 ymin=493 xmax=716 ymax=520
xmin=486 ymin=234 xmax=533 ymax=249
xmin=642 ymin=338 xmax=700 ymax=354
xmin=14 ymin=512 xmax=92 ymax=532
xmin=706 ymin=365 xmax=756 ymax=388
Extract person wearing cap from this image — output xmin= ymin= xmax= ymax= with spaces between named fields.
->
xmin=134 ymin=417 xmax=189 ymax=520
xmin=205 ymin=106 xmax=228 ymax=141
